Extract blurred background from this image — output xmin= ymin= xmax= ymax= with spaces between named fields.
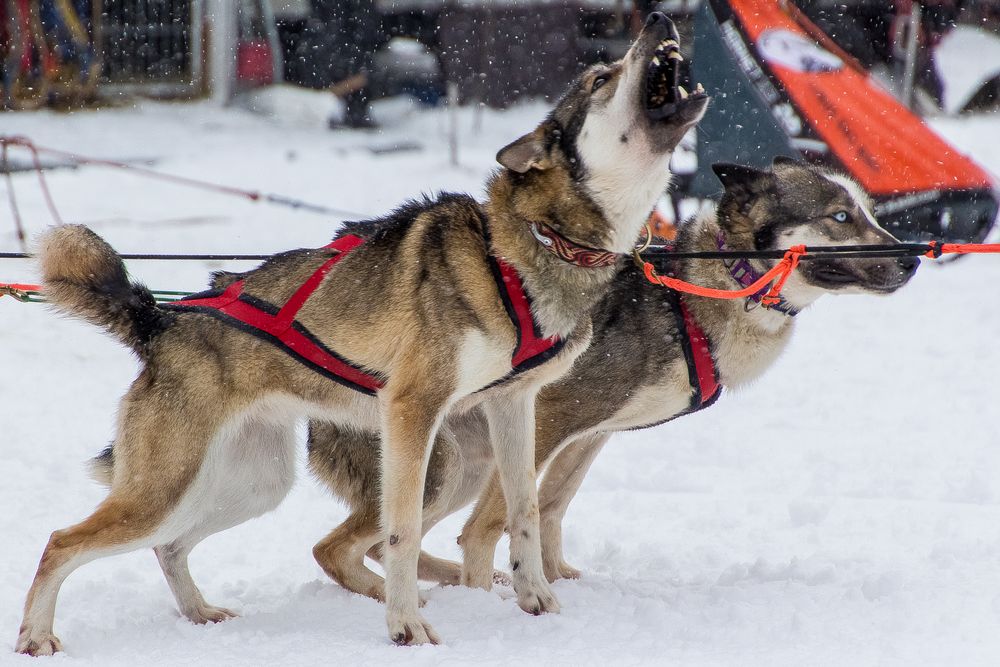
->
xmin=4 ymin=1 xmax=998 ymax=113
xmin=3 ymin=0 xmax=999 ymax=243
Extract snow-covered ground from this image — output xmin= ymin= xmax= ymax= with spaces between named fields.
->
xmin=1 ymin=93 xmax=1000 ymax=666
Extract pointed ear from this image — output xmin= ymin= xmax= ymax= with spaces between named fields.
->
xmin=497 ymin=126 xmax=553 ymax=173
xmin=772 ymin=155 xmax=799 ymax=167
xmin=711 ymin=162 xmax=767 ymax=188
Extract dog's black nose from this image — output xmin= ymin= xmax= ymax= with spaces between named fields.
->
xmin=898 ymin=255 xmax=920 ymax=275
xmin=646 ymin=11 xmax=666 ymax=26
xmin=898 ymin=255 xmax=919 ymax=272
xmin=645 ymin=11 xmax=679 ymax=39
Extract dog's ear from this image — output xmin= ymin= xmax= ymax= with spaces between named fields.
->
xmin=497 ymin=126 xmax=553 ymax=173
xmin=771 ymin=155 xmax=799 ymax=167
xmin=711 ymin=162 xmax=767 ymax=187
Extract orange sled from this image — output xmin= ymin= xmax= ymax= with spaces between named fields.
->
xmin=688 ymin=0 xmax=998 ymax=243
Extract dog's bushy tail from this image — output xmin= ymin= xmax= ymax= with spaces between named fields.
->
xmin=39 ymin=225 xmax=172 ymax=358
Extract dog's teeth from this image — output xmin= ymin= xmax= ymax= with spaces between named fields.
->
xmin=668 ymin=51 xmax=684 ymax=62
xmin=678 ymin=86 xmax=689 ymax=99
xmin=695 ymin=82 xmax=705 ymax=93
xmin=651 ymin=56 xmax=661 ymax=66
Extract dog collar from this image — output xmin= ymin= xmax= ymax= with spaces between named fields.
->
xmin=717 ymin=233 xmax=799 ymax=317
xmin=529 ymin=221 xmax=619 ymax=268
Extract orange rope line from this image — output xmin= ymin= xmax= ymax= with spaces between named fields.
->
xmin=638 ymin=242 xmax=1000 ymax=304
xmin=926 ymin=241 xmax=1000 ymax=258
xmin=637 ymin=246 xmax=806 ymax=304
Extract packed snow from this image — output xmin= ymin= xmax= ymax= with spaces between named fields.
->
xmin=1 ymin=93 xmax=999 ymax=665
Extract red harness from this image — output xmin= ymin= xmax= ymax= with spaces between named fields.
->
xmin=165 ymin=234 xmax=563 ymax=395
xmin=677 ymin=297 xmax=721 ymax=410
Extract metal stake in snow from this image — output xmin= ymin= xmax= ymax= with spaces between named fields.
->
xmin=1 ymin=143 xmax=29 ymax=253
xmin=448 ymin=81 xmax=460 ymax=167
xmin=901 ymin=3 xmax=922 ymax=109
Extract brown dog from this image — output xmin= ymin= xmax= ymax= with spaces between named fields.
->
xmin=16 ymin=12 xmax=708 ymax=654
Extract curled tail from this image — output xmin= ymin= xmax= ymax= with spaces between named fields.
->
xmin=39 ymin=225 xmax=173 ymax=357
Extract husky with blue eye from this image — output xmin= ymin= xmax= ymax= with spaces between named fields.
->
xmin=306 ymin=158 xmax=920 ymax=600
xmin=17 ymin=12 xmax=707 ymax=654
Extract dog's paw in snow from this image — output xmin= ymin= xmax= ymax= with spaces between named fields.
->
xmin=513 ymin=571 xmax=561 ymax=615
xmin=15 ymin=628 xmax=63 ymax=656
xmin=387 ymin=611 xmax=441 ymax=646
xmin=184 ymin=604 xmax=239 ymax=625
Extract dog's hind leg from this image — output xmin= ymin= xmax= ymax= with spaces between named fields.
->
xmin=153 ymin=408 xmax=298 ymax=623
xmin=314 ymin=510 xmax=466 ymax=601
xmin=313 ymin=507 xmax=387 ymax=601
xmin=537 ymin=433 xmax=609 ymax=582
xmin=16 ymin=453 xmax=213 ymax=653
xmin=414 ymin=550 xmax=463 ymax=586
xmin=15 ymin=499 xmax=152 ymax=656
xmin=459 ymin=476 xmax=508 ymax=590
xmin=16 ymin=380 xmax=240 ymax=656
xmin=155 ymin=541 xmax=237 ymax=624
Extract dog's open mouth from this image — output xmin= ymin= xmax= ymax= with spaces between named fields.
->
xmin=645 ymin=39 xmax=706 ymax=121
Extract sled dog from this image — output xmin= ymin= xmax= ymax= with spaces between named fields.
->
xmin=16 ymin=12 xmax=707 ymax=654
xmin=305 ymin=158 xmax=920 ymax=596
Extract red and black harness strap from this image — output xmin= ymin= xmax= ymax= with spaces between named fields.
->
xmin=676 ymin=295 xmax=722 ymax=411
xmin=479 ymin=219 xmax=566 ymax=390
xmin=655 ymin=246 xmax=722 ymax=413
xmin=627 ymin=271 xmax=722 ymax=432
xmin=164 ymin=234 xmax=383 ymax=395
xmin=164 ymin=231 xmax=563 ymax=395
xmin=488 ymin=255 xmax=565 ymax=374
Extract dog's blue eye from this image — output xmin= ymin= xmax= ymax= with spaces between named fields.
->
xmin=592 ymin=76 xmax=609 ymax=92
xmin=831 ymin=211 xmax=849 ymax=223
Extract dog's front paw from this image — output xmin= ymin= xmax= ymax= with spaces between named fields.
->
xmin=493 ymin=569 xmax=512 ymax=587
xmin=15 ymin=628 xmax=63 ymax=656
xmin=544 ymin=558 xmax=581 ymax=582
xmin=386 ymin=611 xmax=441 ymax=646
xmin=185 ymin=604 xmax=238 ymax=625
xmin=513 ymin=572 xmax=560 ymax=615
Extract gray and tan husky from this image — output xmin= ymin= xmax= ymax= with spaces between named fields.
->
xmin=305 ymin=158 xmax=920 ymax=599
xmin=16 ymin=12 xmax=708 ymax=655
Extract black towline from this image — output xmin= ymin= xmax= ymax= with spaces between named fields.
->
xmin=640 ymin=243 xmax=934 ymax=260
xmin=0 ymin=244 xmax=935 ymax=262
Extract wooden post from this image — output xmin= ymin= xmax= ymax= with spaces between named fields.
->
xmin=901 ymin=3 xmax=921 ymax=110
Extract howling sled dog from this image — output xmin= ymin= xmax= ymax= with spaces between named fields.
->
xmin=16 ymin=12 xmax=708 ymax=655
xmin=305 ymin=159 xmax=920 ymax=598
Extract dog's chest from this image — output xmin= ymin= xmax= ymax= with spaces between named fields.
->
xmin=454 ymin=330 xmax=518 ymax=395
xmin=602 ymin=358 xmax=693 ymax=431
xmin=713 ymin=322 xmax=792 ymax=388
